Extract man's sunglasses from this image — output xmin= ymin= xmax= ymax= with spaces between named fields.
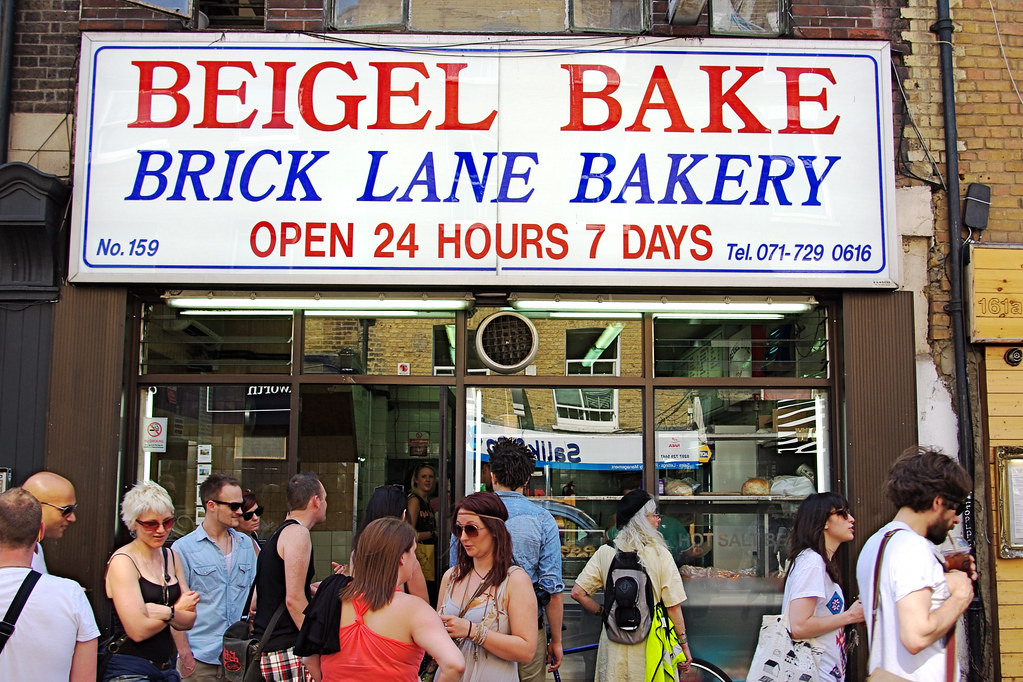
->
xmin=211 ymin=499 xmax=245 ymax=512
xmin=41 ymin=502 xmax=78 ymax=518
xmin=943 ymin=495 xmax=967 ymax=516
xmin=453 ymin=522 xmax=485 ymax=538
xmin=137 ymin=517 xmax=175 ymax=532
xmin=242 ymin=506 xmax=264 ymax=521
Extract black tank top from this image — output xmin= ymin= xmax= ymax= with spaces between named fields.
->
xmin=110 ymin=550 xmax=181 ymax=666
xmin=252 ymin=519 xmax=315 ymax=652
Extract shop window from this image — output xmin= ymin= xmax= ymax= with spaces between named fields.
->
xmin=554 ymin=327 xmax=621 ymax=432
xmin=464 ymin=307 xmax=642 ymax=378
xmin=329 ymin=0 xmax=646 ymax=32
xmin=140 ymin=384 xmax=293 ymax=543
xmin=122 ymin=0 xmax=193 ymax=19
xmin=431 ymin=325 xmax=489 ymax=376
xmin=299 ymin=384 xmax=454 ymax=581
xmin=304 ymin=314 xmax=456 ymax=376
xmin=653 ymin=386 xmax=827 ymax=681
xmin=141 ymin=305 xmax=293 ymax=375
xmin=653 ymin=308 xmax=829 ymax=379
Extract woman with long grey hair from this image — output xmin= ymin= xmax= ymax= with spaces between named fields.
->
xmin=570 ymin=490 xmax=692 ymax=682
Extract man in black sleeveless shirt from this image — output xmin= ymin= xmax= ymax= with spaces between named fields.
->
xmin=252 ymin=472 xmax=327 ymax=681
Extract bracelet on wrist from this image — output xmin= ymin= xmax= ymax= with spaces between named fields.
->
xmin=166 ymin=605 xmax=175 ymax=623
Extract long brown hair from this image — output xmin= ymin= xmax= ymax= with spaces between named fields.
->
xmin=451 ymin=491 xmax=512 ymax=586
xmin=340 ymin=517 xmax=415 ymax=610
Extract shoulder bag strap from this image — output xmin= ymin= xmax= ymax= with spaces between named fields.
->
xmin=0 ymin=570 xmax=42 ymax=654
xmin=868 ymin=529 xmax=902 ymax=655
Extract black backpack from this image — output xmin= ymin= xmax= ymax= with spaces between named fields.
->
xmin=602 ymin=550 xmax=654 ymax=644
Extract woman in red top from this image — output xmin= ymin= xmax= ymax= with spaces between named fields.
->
xmin=305 ymin=518 xmax=464 ymax=682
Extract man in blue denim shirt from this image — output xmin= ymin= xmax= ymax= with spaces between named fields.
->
xmin=172 ymin=473 xmax=257 ymax=679
xmin=451 ymin=438 xmax=564 ymax=681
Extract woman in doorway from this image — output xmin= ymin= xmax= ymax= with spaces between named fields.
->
xmin=782 ymin=492 xmax=865 ymax=681
xmin=407 ymin=464 xmax=439 ymax=600
xmin=103 ymin=481 xmax=200 ymax=681
xmin=305 ymin=518 xmax=465 ymax=682
xmin=437 ymin=491 xmax=537 ymax=681
xmin=570 ymin=490 xmax=692 ymax=682
xmin=406 ymin=464 xmax=438 ymax=544
xmin=239 ymin=489 xmax=263 ymax=554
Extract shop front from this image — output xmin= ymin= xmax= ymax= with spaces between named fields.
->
xmin=70 ymin=33 xmax=901 ymax=681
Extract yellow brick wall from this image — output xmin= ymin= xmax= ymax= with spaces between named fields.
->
xmin=902 ymin=2 xmax=1023 ymax=675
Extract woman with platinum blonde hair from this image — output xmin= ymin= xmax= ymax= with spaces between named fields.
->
xmin=571 ymin=490 xmax=692 ymax=682
xmin=103 ymin=481 xmax=199 ymax=681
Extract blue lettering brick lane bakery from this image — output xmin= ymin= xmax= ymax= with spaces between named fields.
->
xmin=37 ymin=31 xmax=913 ymax=682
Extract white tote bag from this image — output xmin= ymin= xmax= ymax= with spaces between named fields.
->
xmin=746 ymin=613 xmax=824 ymax=682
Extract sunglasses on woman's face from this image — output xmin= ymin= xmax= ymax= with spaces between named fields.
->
xmin=137 ymin=517 xmax=175 ymax=532
xmin=453 ymin=522 xmax=485 ymax=538
xmin=242 ymin=506 xmax=264 ymax=521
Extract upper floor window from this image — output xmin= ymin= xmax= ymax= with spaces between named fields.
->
xmin=199 ymin=0 xmax=265 ymax=28
xmin=331 ymin=0 xmax=647 ymax=32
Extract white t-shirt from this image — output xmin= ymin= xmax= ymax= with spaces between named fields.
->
xmin=0 ymin=566 xmax=99 ymax=680
xmin=856 ymin=521 xmax=955 ymax=682
xmin=30 ymin=543 xmax=47 ymax=573
xmin=782 ymin=549 xmax=847 ymax=681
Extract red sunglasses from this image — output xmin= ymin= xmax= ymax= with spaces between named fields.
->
xmin=137 ymin=517 xmax=175 ymax=532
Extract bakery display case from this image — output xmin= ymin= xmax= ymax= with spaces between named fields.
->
xmin=654 ymin=387 xmax=829 ymax=682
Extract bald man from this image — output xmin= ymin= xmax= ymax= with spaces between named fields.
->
xmin=21 ymin=471 xmax=78 ymax=574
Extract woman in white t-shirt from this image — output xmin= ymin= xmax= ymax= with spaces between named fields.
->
xmin=782 ymin=492 xmax=866 ymax=682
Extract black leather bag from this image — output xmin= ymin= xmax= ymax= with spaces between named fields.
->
xmin=221 ymin=587 xmax=286 ymax=682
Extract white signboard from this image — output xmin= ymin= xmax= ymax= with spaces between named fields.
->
xmin=141 ymin=417 xmax=168 ymax=452
xmin=474 ymin=422 xmax=703 ymax=470
xmin=71 ymin=33 xmax=896 ymax=288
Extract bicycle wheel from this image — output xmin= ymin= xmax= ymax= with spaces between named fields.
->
xmin=679 ymin=657 xmax=733 ymax=682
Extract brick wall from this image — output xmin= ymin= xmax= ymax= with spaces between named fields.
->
xmin=12 ymin=0 xmax=80 ymax=114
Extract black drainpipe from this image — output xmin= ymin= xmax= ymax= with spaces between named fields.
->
xmin=0 ymin=0 xmax=14 ymax=164
xmin=932 ymin=2 xmax=982 ymax=680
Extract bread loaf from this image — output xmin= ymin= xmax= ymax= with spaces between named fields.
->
xmin=741 ymin=478 xmax=770 ymax=495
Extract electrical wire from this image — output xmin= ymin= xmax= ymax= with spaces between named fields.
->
xmin=892 ymin=61 xmax=946 ymax=190
xmin=989 ymin=0 xmax=1023 ymax=108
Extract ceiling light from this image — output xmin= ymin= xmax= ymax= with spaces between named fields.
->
xmin=547 ymin=312 xmax=644 ymax=320
xmin=511 ymin=295 xmax=815 ymax=315
xmin=164 ymin=292 xmax=473 ymax=312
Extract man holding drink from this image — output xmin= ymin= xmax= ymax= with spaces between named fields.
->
xmin=856 ymin=446 xmax=976 ymax=681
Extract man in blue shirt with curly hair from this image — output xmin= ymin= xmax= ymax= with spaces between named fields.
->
xmin=452 ymin=437 xmax=564 ymax=680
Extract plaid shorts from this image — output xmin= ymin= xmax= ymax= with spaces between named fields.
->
xmin=259 ymin=648 xmax=310 ymax=682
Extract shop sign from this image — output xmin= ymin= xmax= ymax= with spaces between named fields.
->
xmin=71 ymin=34 xmax=896 ymax=288
xmin=969 ymin=244 xmax=1023 ymax=342
xmin=472 ymin=422 xmax=702 ymax=470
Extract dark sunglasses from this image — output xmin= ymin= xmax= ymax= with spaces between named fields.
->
xmin=242 ymin=506 xmax=264 ymax=521
xmin=943 ymin=495 xmax=967 ymax=516
xmin=453 ymin=522 xmax=485 ymax=538
xmin=137 ymin=517 xmax=175 ymax=532
xmin=41 ymin=501 xmax=78 ymax=518
xmin=211 ymin=499 xmax=245 ymax=512
xmin=830 ymin=506 xmax=851 ymax=518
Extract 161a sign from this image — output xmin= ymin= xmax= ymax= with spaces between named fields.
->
xmin=71 ymin=33 xmax=896 ymax=288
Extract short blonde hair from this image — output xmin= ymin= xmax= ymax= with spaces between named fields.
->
xmin=121 ymin=481 xmax=174 ymax=528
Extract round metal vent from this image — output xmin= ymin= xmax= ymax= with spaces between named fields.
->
xmin=475 ymin=311 xmax=538 ymax=374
